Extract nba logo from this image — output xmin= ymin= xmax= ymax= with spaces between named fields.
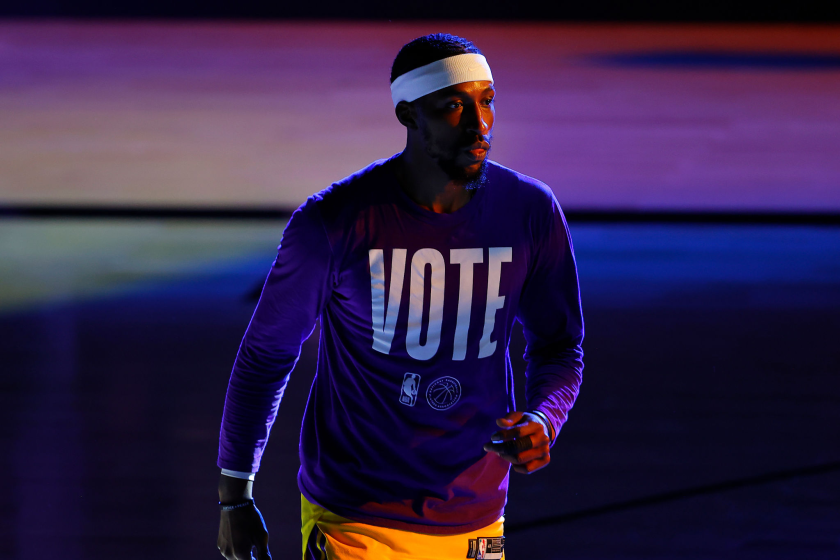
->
xmin=399 ymin=373 xmax=421 ymax=406
xmin=469 ymin=537 xmax=503 ymax=559
xmin=476 ymin=538 xmax=488 ymax=559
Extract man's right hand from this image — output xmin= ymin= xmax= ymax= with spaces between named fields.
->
xmin=217 ymin=503 xmax=271 ymax=560
xmin=217 ymin=473 xmax=272 ymax=560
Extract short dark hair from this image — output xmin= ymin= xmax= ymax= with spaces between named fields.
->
xmin=390 ymin=33 xmax=482 ymax=84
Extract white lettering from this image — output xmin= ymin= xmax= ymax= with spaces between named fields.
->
xmin=478 ymin=247 xmax=512 ymax=358
xmin=406 ymin=248 xmax=446 ymax=360
xmin=371 ymin=247 xmax=512 ymax=361
xmin=369 ymin=248 xmax=407 ymax=354
xmin=450 ymin=248 xmax=483 ymax=360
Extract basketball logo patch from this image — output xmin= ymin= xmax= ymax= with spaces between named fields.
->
xmin=425 ymin=376 xmax=461 ymax=410
xmin=399 ymin=373 xmax=421 ymax=407
xmin=466 ymin=536 xmax=504 ymax=559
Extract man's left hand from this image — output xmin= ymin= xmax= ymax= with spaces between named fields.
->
xmin=483 ymin=411 xmax=551 ymax=474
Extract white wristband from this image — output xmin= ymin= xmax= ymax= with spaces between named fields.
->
xmin=221 ymin=468 xmax=256 ymax=481
xmin=529 ymin=410 xmax=556 ymax=443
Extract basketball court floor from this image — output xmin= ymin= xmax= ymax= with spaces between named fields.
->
xmin=1 ymin=21 xmax=838 ymax=559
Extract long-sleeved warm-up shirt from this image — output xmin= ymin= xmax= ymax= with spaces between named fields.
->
xmin=218 ymin=156 xmax=584 ymax=534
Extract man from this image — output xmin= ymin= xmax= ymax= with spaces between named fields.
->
xmin=216 ymin=33 xmax=584 ymax=560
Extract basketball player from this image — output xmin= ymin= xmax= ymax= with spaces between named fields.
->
xmin=216 ymin=33 xmax=584 ymax=560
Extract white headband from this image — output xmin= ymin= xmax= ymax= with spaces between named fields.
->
xmin=390 ymin=53 xmax=493 ymax=107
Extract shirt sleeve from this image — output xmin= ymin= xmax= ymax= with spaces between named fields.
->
xmin=516 ymin=193 xmax=584 ymax=446
xmin=217 ymin=197 xmax=336 ymax=473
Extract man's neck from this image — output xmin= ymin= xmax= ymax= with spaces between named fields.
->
xmin=395 ymin=150 xmax=474 ymax=214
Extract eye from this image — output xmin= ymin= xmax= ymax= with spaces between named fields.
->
xmin=445 ymin=101 xmax=463 ymax=110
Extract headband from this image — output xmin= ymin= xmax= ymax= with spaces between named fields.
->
xmin=390 ymin=53 xmax=493 ymax=107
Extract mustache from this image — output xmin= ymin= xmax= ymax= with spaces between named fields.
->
xmin=461 ymin=134 xmax=492 ymax=150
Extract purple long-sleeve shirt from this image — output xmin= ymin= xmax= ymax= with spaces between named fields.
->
xmin=218 ymin=156 xmax=584 ymax=534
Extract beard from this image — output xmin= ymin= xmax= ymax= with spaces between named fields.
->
xmin=436 ymin=156 xmax=490 ymax=191
xmin=424 ymin=131 xmax=492 ymax=191
xmin=462 ymin=159 xmax=490 ymax=191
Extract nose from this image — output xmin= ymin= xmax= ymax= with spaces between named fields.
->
xmin=464 ymin=101 xmax=492 ymax=137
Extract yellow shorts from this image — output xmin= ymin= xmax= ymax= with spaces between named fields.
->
xmin=301 ymin=494 xmax=505 ymax=560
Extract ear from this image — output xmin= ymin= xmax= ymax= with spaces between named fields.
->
xmin=395 ymin=100 xmax=418 ymax=130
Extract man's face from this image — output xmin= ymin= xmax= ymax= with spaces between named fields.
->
xmin=413 ymin=80 xmax=495 ymax=181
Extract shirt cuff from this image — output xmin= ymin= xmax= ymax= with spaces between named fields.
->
xmin=221 ymin=469 xmax=256 ymax=481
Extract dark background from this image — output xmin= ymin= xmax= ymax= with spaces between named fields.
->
xmin=3 ymin=0 xmax=840 ymax=21
xmin=1 ymin=2 xmax=839 ymax=559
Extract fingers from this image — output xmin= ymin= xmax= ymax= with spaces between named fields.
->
xmin=495 ymin=411 xmax=524 ymax=428
xmin=490 ymin=420 xmax=548 ymax=445
xmin=503 ymin=444 xmax=550 ymax=472
xmin=217 ymin=506 xmax=270 ymax=560
xmin=483 ymin=435 xmax=534 ymax=455
xmin=255 ymin=533 xmax=272 ymax=560
xmin=234 ymin=531 xmax=270 ymax=560
xmin=228 ymin=541 xmax=255 ymax=560
xmin=485 ymin=439 xmax=548 ymax=464
xmin=504 ymin=445 xmax=547 ymax=465
xmin=505 ymin=436 xmax=534 ymax=454
xmin=512 ymin=453 xmax=551 ymax=474
xmin=216 ymin=544 xmax=247 ymax=560
xmin=484 ymin=413 xmax=552 ymax=475
xmin=227 ymin=543 xmax=266 ymax=560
